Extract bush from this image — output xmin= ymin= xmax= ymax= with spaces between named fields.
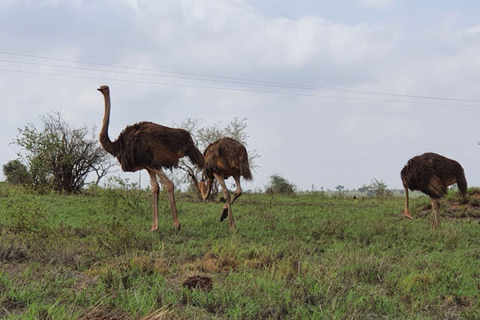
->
xmin=361 ymin=179 xmax=392 ymax=197
xmin=2 ymin=159 xmax=29 ymax=185
xmin=265 ymin=174 xmax=296 ymax=195
xmin=10 ymin=112 xmax=115 ymax=193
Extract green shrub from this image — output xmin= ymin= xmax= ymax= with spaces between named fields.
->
xmin=2 ymin=159 xmax=29 ymax=185
xmin=265 ymin=174 xmax=296 ymax=195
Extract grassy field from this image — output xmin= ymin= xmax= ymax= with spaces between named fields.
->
xmin=1 ymin=182 xmax=480 ymax=319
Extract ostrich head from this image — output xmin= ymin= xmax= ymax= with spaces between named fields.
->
xmin=197 ymin=172 xmax=213 ymax=201
xmin=198 ymin=180 xmax=207 ymax=195
xmin=97 ymin=85 xmax=109 ymax=94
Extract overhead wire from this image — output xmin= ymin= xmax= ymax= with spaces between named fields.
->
xmin=337 ymin=143 xmax=474 ymax=164
xmin=1 ymin=66 xmax=480 ymax=109
xmin=1 ymin=51 xmax=479 ymax=188
xmin=1 ymin=50 xmax=480 ymax=106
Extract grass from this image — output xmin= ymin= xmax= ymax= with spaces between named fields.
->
xmin=0 ymin=182 xmax=479 ymax=319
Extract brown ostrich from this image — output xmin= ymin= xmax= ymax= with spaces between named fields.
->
xmin=198 ymin=137 xmax=252 ymax=228
xmin=97 ymin=85 xmax=205 ymax=231
xmin=401 ymin=152 xmax=467 ymax=229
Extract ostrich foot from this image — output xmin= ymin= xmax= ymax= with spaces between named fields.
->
xmin=403 ymin=212 xmax=413 ymax=219
xmin=219 ymin=207 xmax=228 ymax=222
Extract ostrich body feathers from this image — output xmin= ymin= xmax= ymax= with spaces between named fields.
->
xmin=203 ymin=137 xmax=252 ymax=181
xmin=401 ymin=152 xmax=466 ymax=199
xmin=104 ymin=121 xmax=204 ymax=172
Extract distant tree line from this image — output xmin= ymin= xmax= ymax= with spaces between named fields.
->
xmin=2 ymin=112 xmax=392 ymax=199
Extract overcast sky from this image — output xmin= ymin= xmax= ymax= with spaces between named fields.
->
xmin=2 ymin=0 xmax=480 ymax=192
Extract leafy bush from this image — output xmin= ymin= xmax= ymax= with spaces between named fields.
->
xmin=10 ymin=112 xmax=115 ymax=193
xmin=265 ymin=174 xmax=296 ymax=195
xmin=2 ymin=159 xmax=29 ymax=185
xmin=361 ymin=179 xmax=393 ymax=197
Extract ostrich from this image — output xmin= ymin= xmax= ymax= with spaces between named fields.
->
xmin=97 ymin=85 xmax=205 ymax=231
xmin=198 ymin=137 xmax=252 ymax=228
xmin=401 ymin=152 xmax=467 ymax=229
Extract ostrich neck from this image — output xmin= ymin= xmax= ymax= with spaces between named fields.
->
xmin=99 ymin=92 xmax=116 ymax=156
xmin=200 ymin=179 xmax=213 ymax=200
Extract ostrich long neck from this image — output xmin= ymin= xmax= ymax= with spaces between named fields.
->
xmin=99 ymin=91 xmax=117 ymax=156
xmin=199 ymin=179 xmax=213 ymax=200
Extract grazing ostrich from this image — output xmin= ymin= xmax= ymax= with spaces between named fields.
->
xmin=401 ymin=152 xmax=467 ymax=229
xmin=97 ymin=85 xmax=205 ymax=231
xmin=198 ymin=137 xmax=252 ymax=228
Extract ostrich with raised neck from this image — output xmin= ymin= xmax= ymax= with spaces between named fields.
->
xmin=98 ymin=85 xmax=205 ymax=231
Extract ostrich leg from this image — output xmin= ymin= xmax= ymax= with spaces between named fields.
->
xmin=215 ymin=173 xmax=235 ymax=228
xmin=403 ymin=185 xmax=413 ymax=219
xmin=147 ymin=170 xmax=160 ymax=231
xmin=431 ymin=198 xmax=441 ymax=230
xmin=222 ymin=174 xmax=243 ymax=217
xmin=155 ymin=168 xmax=181 ymax=230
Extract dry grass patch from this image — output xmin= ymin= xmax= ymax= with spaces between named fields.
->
xmin=86 ymin=255 xmax=170 ymax=278
xmin=78 ymin=304 xmax=173 ymax=320
xmin=181 ymin=252 xmax=238 ymax=274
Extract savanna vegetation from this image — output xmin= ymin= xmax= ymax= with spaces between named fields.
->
xmin=4 ymin=112 xmax=114 ymax=193
xmin=1 ymin=181 xmax=479 ymax=319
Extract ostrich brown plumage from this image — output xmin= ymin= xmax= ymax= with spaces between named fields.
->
xmin=198 ymin=137 xmax=252 ymax=228
xmin=401 ymin=152 xmax=467 ymax=230
xmin=97 ymin=85 xmax=205 ymax=231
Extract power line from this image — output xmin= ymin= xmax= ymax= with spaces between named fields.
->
xmin=337 ymin=143 xmax=473 ymax=164
xmin=1 ymin=50 xmax=479 ymax=105
xmin=2 ymin=66 xmax=480 ymax=109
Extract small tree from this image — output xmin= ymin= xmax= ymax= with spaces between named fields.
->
xmin=265 ymin=174 xmax=296 ymax=195
xmin=362 ymin=178 xmax=392 ymax=197
xmin=174 ymin=117 xmax=259 ymax=200
xmin=12 ymin=112 xmax=115 ymax=193
xmin=2 ymin=159 xmax=29 ymax=185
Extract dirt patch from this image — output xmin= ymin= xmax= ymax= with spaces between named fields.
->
xmin=0 ymin=241 xmax=28 ymax=263
xmin=0 ymin=297 xmax=27 ymax=318
xmin=182 ymin=275 xmax=213 ymax=292
xmin=416 ymin=194 xmax=480 ymax=220
xmin=439 ymin=295 xmax=472 ymax=320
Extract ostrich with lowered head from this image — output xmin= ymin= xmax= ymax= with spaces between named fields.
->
xmin=97 ymin=85 xmax=205 ymax=231
xmin=198 ymin=137 xmax=252 ymax=228
xmin=401 ymin=152 xmax=467 ymax=229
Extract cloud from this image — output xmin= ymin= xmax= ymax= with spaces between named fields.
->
xmin=1 ymin=0 xmax=480 ymax=190
xmin=357 ymin=0 xmax=396 ymax=9
xmin=462 ymin=25 xmax=480 ymax=36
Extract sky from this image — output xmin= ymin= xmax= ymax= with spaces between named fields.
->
xmin=2 ymin=0 xmax=480 ymax=192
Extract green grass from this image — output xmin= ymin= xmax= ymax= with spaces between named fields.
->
xmin=0 ymin=183 xmax=479 ymax=319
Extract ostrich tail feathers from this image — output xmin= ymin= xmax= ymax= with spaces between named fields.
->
xmin=456 ymin=171 xmax=468 ymax=197
xmin=186 ymin=144 xmax=205 ymax=170
xmin=240 ymin=161 xmax=253 ymax=180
